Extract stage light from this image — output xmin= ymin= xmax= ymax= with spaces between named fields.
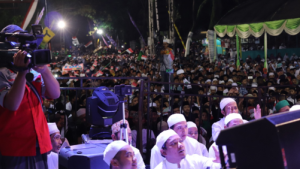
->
xmin=58 ymin=20 xmax=66 ymax=29
xmin=97 ymin=29 xmax=103 ymax=35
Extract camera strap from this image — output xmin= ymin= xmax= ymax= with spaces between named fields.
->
xmin=26 ymin=80 xmax=42 ymax=105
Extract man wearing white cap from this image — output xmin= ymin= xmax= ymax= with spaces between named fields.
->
xmin=150 ymin=114 xmax=208 ymax=169
xmin=209 ymin=113 xmax=244 ymax=159
xmin=111 ymin=120 xmax=145 ymax=169
xmin=47 ymin=123 xmax=62 ymax=169
xmin=211 ymin=98 xmax=261 ymax=141
xmin=103 ymin=140 xmax=137 ymax=169
xmin=154 ymin=130 xmax=221 ymax=169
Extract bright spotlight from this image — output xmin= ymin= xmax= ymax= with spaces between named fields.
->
xmin=97 ymin=29 xmax=103 ymax=35
xmin=58 ymin=20 xmax=66 ymax=29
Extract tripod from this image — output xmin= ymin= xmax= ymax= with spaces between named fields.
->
xmin=119 ymin=101 xmax=129 ymax=144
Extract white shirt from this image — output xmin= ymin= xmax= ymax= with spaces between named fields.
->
xmin=150 ymin=137 xmax=207 ymax=169
xmin=66 ymin=102 xmax=72 ymax=111
xmin=154 ymin=154 xmax=221 ymax=169
xmin=47 ymin=152 xmax=58 ymax=169
xmin=212 ymin=117 xmax=248 ymax=141
xmin=132 ymin=145 xmax=146 ymax=169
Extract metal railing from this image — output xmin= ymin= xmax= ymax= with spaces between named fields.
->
xmin=52 ymin=76 xmax=297 ymax=164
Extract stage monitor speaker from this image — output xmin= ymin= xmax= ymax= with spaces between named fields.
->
xmin=216 ymin=110 xmax=300 ymax=169
xmin=59 ymin=143 xmax=109 ymax=169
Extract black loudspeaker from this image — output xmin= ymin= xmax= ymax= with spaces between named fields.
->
xmin=59 ymin=143 xmax=109 ymax=169
xmin=216 ymin=110 xmax=300 ymax=169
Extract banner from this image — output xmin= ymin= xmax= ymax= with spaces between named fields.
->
xmin=128 ymin=12 xmax=146 ymax=45
xmin=106 ymin=34 xmax=117 ymax=47
xmin=21 ymin=0 xmax=38 ymax=30
xmin=126 ymin=48 xmax=133 ymax=54
xmin=72 ymin=36 xmax=79 ymax=46
xmin=141 ymin=55 xmax=147 ymax=60
xmin=62 ymin=64 xmax=84 ymax=72
xmin=138 ymin=51 xmax=143 ymax=61
xmin=84 ymin=41 xmax=93 ymax=48
xmin=102 ymin=35 xmax=109 ymax=46
xmin=174 ymin=23 xmax=185 ymax=50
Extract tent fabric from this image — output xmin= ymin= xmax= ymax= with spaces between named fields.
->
xmin=215 ymin=18 xmax=300 ymax=38
xmin=214 ymin=0 xmax=300 ymax=38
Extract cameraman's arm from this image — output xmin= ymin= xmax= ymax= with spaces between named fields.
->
xmin=3 ymin=51 xmax=29 ymax=111
xmin=35 ymin=66 xmax=60 ymax=99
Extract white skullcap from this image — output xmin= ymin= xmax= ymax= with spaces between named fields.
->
xmin=290 ymin=105 xmax=300 ymax=112
xmin=251 ymin=83 xmax=258 ymax=87
xmin=229 ymin=67 xmax=234 ymax=72
xmin=219 ymin=80 xmax=225 ymax=84
xmin=269 ymin=87 xmax=275 ymax=91
xmin=278 ymin=58 xmax=281 ymax=61
xmin=48 ymin=123 xmax=59 ymax=135
xmin=269 ymin=72 xmax=274 ymax=76
xmin=225 ymin=113 xmax=243 ymax=126
xmin=214 ymin=75 xmax=219 ymax=78
xmin=163 ymin=39 xmax=170 ymax=43
xmin=210 ymin=86 xmax=217 ymax=90
xmin=232 ymin=83 xmax=238 ymax=87
xmin=205 ymin=79 xmax=211 ymax=83
xmin=103 ymin=140 xmax=129 ymax=166
xmin=187 ymin=121 xmax=197 ymax=129
xmin=156 ymin=129 xmax=178 ymax=149
xmin=76 ymin=108 xmax=86 ymax=117
xmin=167 ymin=114 xmax=186 ymax=127
xmin=228 ymin=79 xmax=233 ymax=83
xmin=290 ymin=66 xmax=295 ymax=69
xmin=213 ymin=78 xmax=218 ymax=82
xmin=223 ymin=89 xmax=229 ymax=94
xmin=220 ymin=98 xmax=236 ymax=110
xmin=149 ymin=102 xmax=157 ymax=107
xmin=177 ymin=69 xmax=184 ymax=75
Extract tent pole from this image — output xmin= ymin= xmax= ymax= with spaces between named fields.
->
xmin=214 ymin=31 xmax=217 ymax=61
xmin=264 ymin=31 xmax=268 ymax=71
xmin=236 ymin=34 xmax=240 ymax=68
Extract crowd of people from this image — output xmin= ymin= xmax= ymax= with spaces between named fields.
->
xmin=41 ymin=37 xmax=300 ymax=167
xmin=1 ymin=24 xmax=300 ymax=169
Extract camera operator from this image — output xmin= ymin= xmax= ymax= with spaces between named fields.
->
xmin=0 ymin=25 xmax=60 ymax=169
xmin=160 ymin=38 xmax=174 ymax=91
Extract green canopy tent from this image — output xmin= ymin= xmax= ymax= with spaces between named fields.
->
xmin=214 ymin=0 xmax=300 ymax=70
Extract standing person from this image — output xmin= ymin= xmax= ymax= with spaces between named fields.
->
xmin=154 ymin=130 xmax=221 ymax=169
xmin=103 ymin=140 xmax=137 ymax=169
xmin=0 ymin=25 xmax=60 ymax=169
xmin=150 ymin=114 xmax=208 ymax=169
xmin=160 ymin=38 xmax=174 ymax=91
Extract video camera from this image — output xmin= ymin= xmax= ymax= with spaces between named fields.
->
xmin=0 ymin=24 xmax=51 ymax=69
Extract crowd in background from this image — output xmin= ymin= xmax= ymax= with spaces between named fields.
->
xmin=43 ymin=43 xmax=300 ymax=162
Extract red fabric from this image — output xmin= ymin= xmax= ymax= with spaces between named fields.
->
xmin=0 ymin=82 xmax=51 ymax=156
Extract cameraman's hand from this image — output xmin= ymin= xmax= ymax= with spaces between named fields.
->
xmin=14 ymin=50 xmax=30 ymax=68
xmin=33 ymin=65 xmax=48 ymax=74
